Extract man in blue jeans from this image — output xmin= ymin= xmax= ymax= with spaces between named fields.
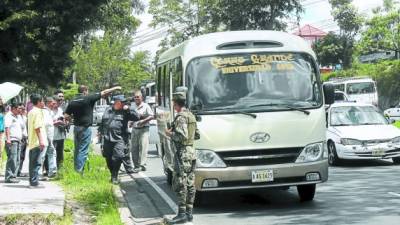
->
xmin=65 ymin=85 xmax=122 ymax=173
xmin=27 ymin=94 xmax=48 ymax=188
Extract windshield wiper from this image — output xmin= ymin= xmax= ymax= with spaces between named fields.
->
xmin=203 ymin=107 xmax=257 ymax=119
xmin=332 ymin=124 xmax=352 ymax=126
xmin=249 ymin=103 xmax=310 ymax=115
xmin=359 ymin=123 xmax=382 ymax=125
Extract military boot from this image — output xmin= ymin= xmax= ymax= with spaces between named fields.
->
xmin=166 ymin=208 xmax=187 ymax=224
xmin=186 ymin=207 xmax=193 ymax=222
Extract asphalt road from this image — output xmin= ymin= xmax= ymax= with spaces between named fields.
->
xmin=111 ymin=125 xmax=400 ymax=225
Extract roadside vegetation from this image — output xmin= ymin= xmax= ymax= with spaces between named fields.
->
xmin=57 ymin=139 xmax=123 ymax=225
xmin=395 ymin=121 xmax=400 ymax=129
xmin=0 ymin=211 xmax=72 ymax=225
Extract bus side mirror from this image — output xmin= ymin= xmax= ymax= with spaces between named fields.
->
xmin=323 ymin=83 xmax=335 ymax=105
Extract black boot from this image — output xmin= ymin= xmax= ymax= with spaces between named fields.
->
xmin=186 ymin=207 xmax=193 ymax=222
xmin=167 ymin=208 xmax=187 ymax=224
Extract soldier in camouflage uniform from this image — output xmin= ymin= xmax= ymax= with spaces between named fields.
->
xmin=165 ymin=91 xmax=199 ymax=224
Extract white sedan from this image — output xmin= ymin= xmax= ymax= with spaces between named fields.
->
xmin=384 ymin=103 xmax=400 ymax=121
xmin=326 ymin=102 xmax=400 ymax=165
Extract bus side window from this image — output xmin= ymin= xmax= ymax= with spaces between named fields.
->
xmin=172 ymin=58 xmax=183 ymax=90
xmin=165 ymin=63 xmax=171 ymax=108
xmin=157 ymin=67 xmax=162 ymax=105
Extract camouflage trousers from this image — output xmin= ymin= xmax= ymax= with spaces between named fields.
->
xmin=173 ymin=159 xmax=196 ymax=212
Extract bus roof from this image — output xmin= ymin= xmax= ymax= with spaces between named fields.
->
xmin=158 ymin=30 xmax=316 ymax=65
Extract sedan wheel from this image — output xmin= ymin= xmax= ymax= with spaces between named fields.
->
xmin=328 ymin=141 xmax=341 ymax=166
xmin=393 ymin=157 xmax=400 ymax=165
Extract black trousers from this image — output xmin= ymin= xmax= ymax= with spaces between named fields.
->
xmin=103 ymin=140 xmax=125 ymax=179
xmin=53 ymin=139 xmax=65 ymax=168
xmin=18 ymin=138 xmax=27 ymax=176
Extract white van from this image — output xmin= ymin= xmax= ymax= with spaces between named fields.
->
xmin=326 ymin=77 xmax=378 ymax=106
xmin=155 ymin=30 xmax=335 ymax=203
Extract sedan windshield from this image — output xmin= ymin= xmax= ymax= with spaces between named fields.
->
xmin=186 ymin=52 xmax=322 ymax=113
xmin=330 ymin=106 xmax=388 ymax=126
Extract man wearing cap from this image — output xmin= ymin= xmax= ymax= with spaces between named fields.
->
xmin=99 ymin=95 xmax=139 ymax=184
xmin=165 ymin=90 xmax=199 ymax=224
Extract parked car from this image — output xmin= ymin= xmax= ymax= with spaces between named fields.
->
xmin=93 ymin=105 xmax=108 ymax=125
xmin=384 ymin=103 xmax=400 ymax=121
xmin=326 ymin=102 xmax=400 ymax=165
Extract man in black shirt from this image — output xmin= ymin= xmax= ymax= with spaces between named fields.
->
xmin=65 ymin=85 xmax=121 ymax=173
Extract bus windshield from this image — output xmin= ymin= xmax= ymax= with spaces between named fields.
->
xmin=346 ymin=82 xmax=375 ymax=95
xmin=186 ymin=52 xmax=322 ymax=112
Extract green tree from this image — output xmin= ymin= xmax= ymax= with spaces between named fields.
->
xmin=0 ymin=0 xmax=143 ymax=87
xmin=313 ymin=32 xmax=344 ymax=67
xmin=65 ymin=33 xmax=151 ymax=92
xmin=357 ymin=9 xmax=400 ymax=59
xmin=149 ymin=0 xmax=303 ymax=56
xmin=328 ymin=0 xmax=363 ymax=68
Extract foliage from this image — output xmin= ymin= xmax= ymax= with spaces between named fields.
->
xmin=58 ymin=139 xmax=123 ymax=225
xmin=395 ymin=120 xmax=400 ymax=129
xmin=62 ymin=83 xmax=79 ymax=101
xmin=323 ymin=60 xmax=400 ymax=109
xmin=356 ymin=9 xmax=400 ymax=58
xmin=313 ymin=32 xmax=344 ymax=66
xmin=326 ymin=0 xmax=363 ymax=68
xmin=65 ymin=33 xmax=151 ymax=93
xmin=0 ymin=0 xmax=143 ymax=87
xmin=209 ymin=0 xmax=303 ymax=31
xmin=149 ymin=0 xmax=303 ymax=57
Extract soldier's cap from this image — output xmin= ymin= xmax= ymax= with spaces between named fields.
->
xmin=172 ymin=92 xmax=186 ymax=101
xmin=112 ymin=95 xmax=127 ymax=103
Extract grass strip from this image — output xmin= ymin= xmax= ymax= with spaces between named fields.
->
xmin=0 ymin=208 xmax=72 ymax=225
xmin=57 ymin=139 xmax=123 ymax=225
xmin=394 ymin=121 xmax=400 ymax=129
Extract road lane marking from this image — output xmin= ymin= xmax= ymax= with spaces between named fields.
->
xmin=138 ymin=172 xmax=178 ymax=213
xmin=388 ymin=192 xmax=400 ymax=197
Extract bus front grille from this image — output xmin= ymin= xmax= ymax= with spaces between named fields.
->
xmin=217 ymin=147 xmax=303 ymax=167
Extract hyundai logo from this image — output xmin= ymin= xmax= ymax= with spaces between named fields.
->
xmin=250 ymin=132 xmax=270 ymax=143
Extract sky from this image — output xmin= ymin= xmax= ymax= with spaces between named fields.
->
xmin=131 ymin=0 xmax=384 ymax=58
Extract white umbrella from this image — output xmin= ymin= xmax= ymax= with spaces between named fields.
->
xmin=0 ymin=82 xmax=24 ymax=102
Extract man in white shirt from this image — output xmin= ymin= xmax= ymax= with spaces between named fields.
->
xmin=42 ymin=97 xmax=57 ymax=178
xmin=17 ymin=103 xmax=28 ymax=177
xmin=53 ymin=95 xmax=67 ymax=169
xmin=4 ymin=102 xmax=25 ymax=183
xmin=130 ymin=91 xmax=154 ymax=172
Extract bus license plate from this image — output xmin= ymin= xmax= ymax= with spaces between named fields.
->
xmin=372 ymin=149 xmax=385 ymax=156
xmin=251 ymin=170 xmax=274 ymax=183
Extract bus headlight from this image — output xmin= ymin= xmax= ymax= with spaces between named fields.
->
xmin=296 ymin=142 xmax=324 ymax=163
xmin=196 ymin=149 xmax=226 ymax=168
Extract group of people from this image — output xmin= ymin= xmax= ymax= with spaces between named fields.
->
xmin=0 ymin=91 xmax=67 ymax=187
xmin=1 ymin=84 xmax=198 ymax=224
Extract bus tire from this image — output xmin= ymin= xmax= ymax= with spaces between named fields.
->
xmin=393 ymin=157 xmax=400 ymax=165
xmin=297 ymin=184 xmax=316 ymax=202
xmin=194 ymin=192 xmax=204 ymax=207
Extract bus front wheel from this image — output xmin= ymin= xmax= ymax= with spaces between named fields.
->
xmin=297 ymin=184 xmax=316 ymax=202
